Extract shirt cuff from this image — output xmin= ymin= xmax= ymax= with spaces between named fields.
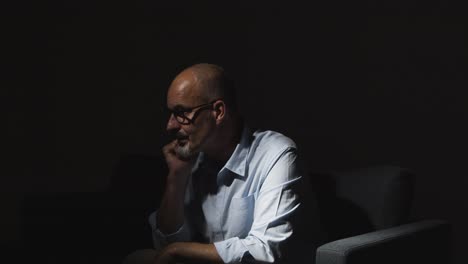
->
xmin=214 ymin=237 xmax=249 ymax=264
xmin=148 ymin=211 xmax=190 ymax=250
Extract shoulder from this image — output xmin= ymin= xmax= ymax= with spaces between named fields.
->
xmin=251 ymin=129 xmax=297 ymax=152
xmin=248 ymin=129 xmax=297 ymax=165
xmin=246 ymin=129 xmax=301 ymax=187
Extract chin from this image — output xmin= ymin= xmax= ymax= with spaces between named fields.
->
xmin=175 ymin=143 xmax=197 ymax=160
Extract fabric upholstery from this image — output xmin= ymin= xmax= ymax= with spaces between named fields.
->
xmin=316 ymin=219 xmax=451 ymax=264
xmin=310 ymin=165 xmax=414 ymax=242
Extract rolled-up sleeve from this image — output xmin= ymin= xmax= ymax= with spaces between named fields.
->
xmin=148 ymin=210 xmax=192 ymax=251
xmin=214 ymin=149 xmax=302 ymax=263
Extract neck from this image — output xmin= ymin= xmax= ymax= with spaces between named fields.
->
xmin=204 ymin=116 xmax=243 ymax=164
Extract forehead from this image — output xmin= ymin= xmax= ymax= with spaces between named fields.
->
xmin=167 ymin=80 xmax=202 ymax=109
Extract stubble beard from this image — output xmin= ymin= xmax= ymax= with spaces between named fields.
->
xmin=175 ymin=142 xmax=196 ymax=160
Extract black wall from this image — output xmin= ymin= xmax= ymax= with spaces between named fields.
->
xmin=3 ymin=1 xmax=467 ymax=263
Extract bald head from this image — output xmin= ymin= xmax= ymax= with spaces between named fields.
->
xmin=169 ymin=63 xmax=236 ymax=109
xmin=165 ymin=64 xmax=242 ymax=161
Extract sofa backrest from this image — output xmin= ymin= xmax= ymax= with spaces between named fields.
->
xmin=310 ymin=165 xmax=414 ymax=242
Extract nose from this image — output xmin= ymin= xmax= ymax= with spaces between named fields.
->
xmin=166 ymin=113 xmax=181 ymax=132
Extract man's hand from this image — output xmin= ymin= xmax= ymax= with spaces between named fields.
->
xmin=163 ymin=140 xmax=196 ymax=183
xmin=157 ymin=140 xmax=197 ymax=234
xmin=154 ymin=242 xmax=224 ymax=264
xmin=154 ymin=246 xmax=177 ymax=264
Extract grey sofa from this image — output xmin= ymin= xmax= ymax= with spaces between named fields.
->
xmin=311 ymin=166 xmax=451 ymax=264
xmin=19 ymin=157 xmax=451 ymax=264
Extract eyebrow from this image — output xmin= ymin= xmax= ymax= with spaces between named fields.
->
xmin=170 ymin=104 xmax=191 ymax=112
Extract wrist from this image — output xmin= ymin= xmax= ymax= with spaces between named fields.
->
xmin=165 ymin=243 xmax=181 ymax=261
xmin=167 ymin=171 xmax=190 ymax=187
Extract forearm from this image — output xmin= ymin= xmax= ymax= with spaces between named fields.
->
xmin=164 ymin=242 xmax=224 ymax=264
xmin=157 ymin=172 xmax=189 ymax=234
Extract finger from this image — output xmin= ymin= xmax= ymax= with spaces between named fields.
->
xmin=163 ymin=140 xmax=177 ymax=154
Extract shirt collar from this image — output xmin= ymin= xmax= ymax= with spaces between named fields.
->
xmin=221 ymin=124 xmax=251 ymax=177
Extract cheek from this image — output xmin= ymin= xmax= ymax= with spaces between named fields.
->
xmin=187 ymin=115 xmax=215 ymax=142
xmin=189 ymin=129 xmax=203 ymax=142
xmin=181 ymin=127 xmax=197 ymax=142
xmin=180 ymin=125 xmax=194 ymax=136
xmin=189 ymin=125 xmax=211 ymax=143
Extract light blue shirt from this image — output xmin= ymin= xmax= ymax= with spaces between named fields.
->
xmin=149 ymin=126 xmax=314 ymax=263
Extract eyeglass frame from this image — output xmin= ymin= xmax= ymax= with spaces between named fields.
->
xmin=167 ymin=98 xmax=222 ymax=125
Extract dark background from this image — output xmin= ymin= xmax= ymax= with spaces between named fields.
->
xmin=3 ymin=1 xmax=467 ymax=263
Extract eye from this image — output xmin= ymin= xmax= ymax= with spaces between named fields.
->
xmin=173 ymin=106 xmax=191 ymax=113
xmin=171 ymin=110 xmax=184 ymax=117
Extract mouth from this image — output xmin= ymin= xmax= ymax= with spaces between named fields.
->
xmin=176 ymin=137 xmax=189 ymax=145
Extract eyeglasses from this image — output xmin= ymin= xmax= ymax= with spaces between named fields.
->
xmin=168 ymin=99 xmax=221 ymax=125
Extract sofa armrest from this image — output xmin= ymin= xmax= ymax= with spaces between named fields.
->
xmin=316 ymin=220 xmax=451 ymax=264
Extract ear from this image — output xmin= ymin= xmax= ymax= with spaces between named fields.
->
xmin=212 ymin=100 xmax=226 ymax=125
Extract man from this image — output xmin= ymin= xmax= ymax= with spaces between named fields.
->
xmin=125 ymin=63 xmax=318 ymax=264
